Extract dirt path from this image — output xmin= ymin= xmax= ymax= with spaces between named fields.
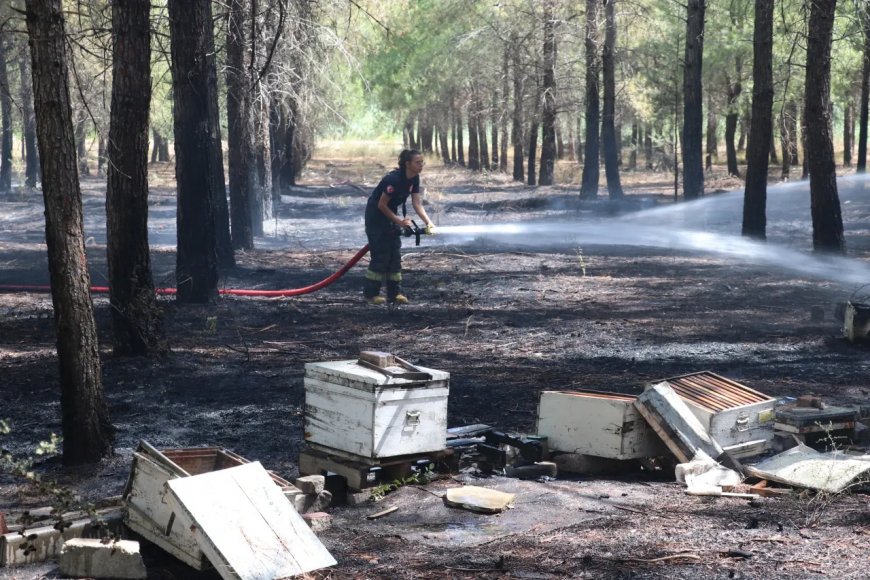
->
xmin=1 ymin=159 xmax=868 ymax=578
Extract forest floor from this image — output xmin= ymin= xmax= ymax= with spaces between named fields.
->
xmin=1 ymin=152 xmax=869 ymax=579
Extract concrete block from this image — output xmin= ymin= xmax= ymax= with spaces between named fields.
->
xmin=0 ymin=509 xmax=124 ymax=567
xmin=59 ymin=538 xmax=147 ymax=579
xmin=301 ymin=512 xmax=332 ymax=533
xmin=293 ymin=490 xmax=333 ymax=514
xmin=294 ymin=475 xmax=325 ymax=495
xmin=346 ymin=489 xmax=373 ymax=506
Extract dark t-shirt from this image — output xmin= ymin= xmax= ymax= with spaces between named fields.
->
xmin=365 ymin=169 xmax=421 ymax=229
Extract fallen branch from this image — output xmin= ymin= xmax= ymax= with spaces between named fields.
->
xmin=366 ymin=506 xmax=398 ymax=520
xmin=619 ymin=553 xmax=701 ymax=564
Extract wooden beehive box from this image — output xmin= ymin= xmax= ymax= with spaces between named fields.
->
xmin=649 ymin=371 xmax=775 ymax=457
xmin=304 ymin=359 xmax=450 ymax=459
xmin=122 ymin=441 xmax=300 ymax=570
xmin=536 ymin=390 xmax=668 ymax=460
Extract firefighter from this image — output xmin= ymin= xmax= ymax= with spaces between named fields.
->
xmin=363 ymin=149 xmax=435 ymax=304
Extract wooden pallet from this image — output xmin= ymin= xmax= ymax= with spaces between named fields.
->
xmin=298 ymin=445 xmax=456 ymax=491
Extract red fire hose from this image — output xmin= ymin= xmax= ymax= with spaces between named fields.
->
xmin=0 ymin=244 xmax=371 ymax=298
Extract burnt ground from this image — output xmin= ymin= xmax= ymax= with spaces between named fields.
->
xmin=1 ymin=157 xmax=869 ymax=579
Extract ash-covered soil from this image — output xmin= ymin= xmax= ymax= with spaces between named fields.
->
xmin=1 ymin=160 xmax=869 ymax=579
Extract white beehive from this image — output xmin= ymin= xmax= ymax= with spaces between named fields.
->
xmin=536 ymin=390 xmax=668 ymax=460
xmin=649 ymin=371 xmax=775 ymax=457
xmin=304 ymin=358 xmax=450 ymax=459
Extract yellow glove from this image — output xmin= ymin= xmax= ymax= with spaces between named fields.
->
xmin=425 ymin=223 xmax=436 ymax=235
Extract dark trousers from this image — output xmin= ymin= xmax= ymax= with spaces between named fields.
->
xmin=364 ymin=225 xmax=403 ymax=299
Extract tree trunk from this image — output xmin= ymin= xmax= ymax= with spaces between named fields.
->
xmin=438 ymin=106 xmax=450 ymax=164
xmin=499 ymin=49 xmax=509 ymax=173
xmin=568 ymin=122 xmax=577 ymax=162
xmin=780 ymin=98 xmax=799 ymax=179
xmin=0 ymin=32 xmax=12 ymax=193
xmin=478 ymin=108 xmax=490 ymax=171
xmin=467 ymin=104 xmax=480 ymax=171
xmin=705 ymin=94 xmax=717 ymax=170
xmin=511 ymin=32 xmax=524 ymax=181
xmin=725 ymin=68 xmax=742 ymax=177
xmin=580 ymin=0 xmax=600 ymax=199
xmin=801 ymin=103 xmax=809 ymax=179
xmin=226 ymin=0 xmax=255 ymax=250
xmin=769 ymin=124 xmax=779 ymax=165
xmin=169 ymin=0 xmax=220 ymax=302
xmin=528 ymin=118 xmax=539 ymax=186
xmin=73 ymin=109 xmax=90 ymax=177
xmin=742 ymin=0 xmax=773 ymax=240
xmin=456 ymin=109 xmax=465 ymax=166
xmin=106 ymin=0 xmax=163 ymax=356
xmin=644 ymin=123 xmax=653 ymax=169
xmin=203 ymin=7 xmax=234 ymax=267
xmin=805 ymin=0 xmax=844 ymax=253
xmin=19 ymin=41 xmax=40 ymax=188
xmin=539 ymin=0 xmax=557 ymax=186
xmin=491 ymin=100 xmax=499 ymax=170
xmin=724 ymin=107 xmax=740 ymax=176
xmin=682 ymin=0 xmax=706 ymax=199
xmin=843 ymin=99 xmax=855 ymax=167
xmin=601 ymin=0 xmax=623 ymax=199
xmin=859 ymin=7 xmax=870 ymax=173
xmin=25 ymin=0 xmax=114 ymax=465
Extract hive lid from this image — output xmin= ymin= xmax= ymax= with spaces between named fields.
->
xmin=305 ymin=359 xmax=449 ymax=387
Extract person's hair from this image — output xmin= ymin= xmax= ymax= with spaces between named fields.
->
xmin=398 ymin=149 xmax=422 ymax=171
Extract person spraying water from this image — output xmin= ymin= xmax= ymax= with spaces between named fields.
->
xmin=363 ymin=149 xmax=436 ymax=305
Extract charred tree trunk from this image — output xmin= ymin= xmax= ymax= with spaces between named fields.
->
xmin=74 ymin=109 xmax=90 ymax=176
xmin=601 ymin=0 xmax=623 ymax=199
xmin=528 ymin=118 xmax=539 ymax=186
xmin=19 ymin=42 xmax=40 ymax=188
xmin=168 ymin=0 xmax=221 ymax=302
xmin=644 ymin=123 xmax=653 ymax=169
xmin=580 ymin=0 xmax=600 ymax=199
xmin=682 ymin=0 xmax=706 ymax=199
xmin=0 ymin=32 xmax=12 ymax=193
xmin=203 ymin=10 xmax=233 ymax=267
xmin=438 ymin=106 xmax=450 ymax=164
xmin=725 ymin=71 xmax=742 ymax=177
xmin=705 ymin=95 xmax=717 ymax=170
xmin=106 ymin=0 xmax=163 ymax=356
xmin=478 ymin=107 xmax=490 ymax=171
xmin=491 ymin=106 xmax=499 ymax=170
xmin=805 ymin=0 xmax=844 ymax=253
xmin=499 ymin=46 xmax=509 ymax=173
xmin=539 ymin=0 xmax=557 ymax=186
xmin=556 ymin=117 xmax=566 ymax=160
xmin=628 ymin=119 xmax=638 ymax=169
xmin=528 ymin=77 xmax=542 ymax=186
xmin=420 ymin=110 xmax=434 ymax=154
xmin=769 ymin=125 xmax=779 ymax=165
xmin=467 ymin=105 xmax=479 ymax=171
xmin=843 ymin=99 xmax=855 ymax=167
xmin=742 ymin=0 xmax=773 ymax=240
xmin=511 ymin=32 xmax=524 ymax=181
xmin=801 ymin=104 xmax=809 ymax=179
xmin=456 ymin=110 xmax=465 ymax=166
xmin=859 ymin=7 xmax=870 ymax=173
xmin=226 ymin=0 xmax=254 ymax=250
xmin=25 ymin=0 xmax=114 ymax=465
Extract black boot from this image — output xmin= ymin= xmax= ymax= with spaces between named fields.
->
xmin=386 ymin=280 xmax=408 ymax=304
xmin=363 ymin=278 xmax=382 ymax=300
